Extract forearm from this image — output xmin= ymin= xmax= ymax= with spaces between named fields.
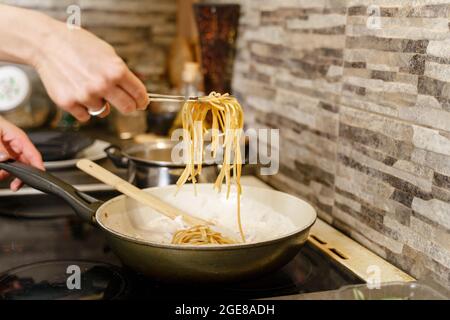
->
xmin=0 ymin=5 xmax=56 ymax=67
xmin=0 ymin=4 xmax=148 ymax=118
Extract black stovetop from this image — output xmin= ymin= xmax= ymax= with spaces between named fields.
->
xmin=0 ymin=170 xmax=364 ymax=300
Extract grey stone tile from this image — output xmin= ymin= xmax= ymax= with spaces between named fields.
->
xmin=206 ymin=0 xmax=450 ymax=290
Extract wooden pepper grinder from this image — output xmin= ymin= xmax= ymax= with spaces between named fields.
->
xmin=168 ymin=0 xmax=202 ymax=91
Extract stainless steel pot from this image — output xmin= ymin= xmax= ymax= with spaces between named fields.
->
xmin=105 ymin=140 xmax=219 ymax=188
xmin=0 ymin=161 xmax=317 ymax=284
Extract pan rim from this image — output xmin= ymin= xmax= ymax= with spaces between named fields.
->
xmin=121 ymin=141 xmax=221 ymax=168
xmin=95 ymin=184 xmax=317 ymax=251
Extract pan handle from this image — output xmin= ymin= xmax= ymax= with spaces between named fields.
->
xmin=0 ymin=160 xmax=102 ymax=224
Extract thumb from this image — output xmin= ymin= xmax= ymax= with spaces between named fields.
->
xmin=0 ymin=150 xmax=8 ymax=161
xmin=0 ymin=127 xmax=11 ymax=162
xmin=0 ymin=128 xmax=11 ymax=180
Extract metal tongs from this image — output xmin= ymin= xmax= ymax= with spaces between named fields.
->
xmin=148 ymin=92 xmax=234 ymax=103
xmin=147 ymin=93 xmax=199 ymax=103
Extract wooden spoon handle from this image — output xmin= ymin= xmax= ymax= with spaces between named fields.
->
xmin=76 ymin=159 xmax=211 ymax=226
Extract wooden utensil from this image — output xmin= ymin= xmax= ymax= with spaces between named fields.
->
xmin=76 ymin=159 xmax=211 ymax=227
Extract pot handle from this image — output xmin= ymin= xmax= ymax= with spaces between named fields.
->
xmin=0 ymin=160 xmax=102 ymax=224
xmin=104 ymin=145 xmax=129 ymax=168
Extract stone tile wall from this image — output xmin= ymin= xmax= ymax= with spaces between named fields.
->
xmin=205 ymin=0 xmax=450 ymax=290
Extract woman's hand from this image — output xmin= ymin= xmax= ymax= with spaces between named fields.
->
xmin=0 ymin=5 xmax=149 ymax=122
xmin=0 ymin=117 xmax=44 ymax=191
xmin=33 ymin=19 xmax=149 ymax=122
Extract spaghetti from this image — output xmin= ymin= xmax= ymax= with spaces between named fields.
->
xmin=171 ymin=92 xmax=245 ymax=245
xmin=172 ymin=225 xmax=236 ymax=245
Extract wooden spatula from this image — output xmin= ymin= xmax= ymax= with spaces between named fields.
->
xmin=76 ymin=159 xmax=211 ymax=227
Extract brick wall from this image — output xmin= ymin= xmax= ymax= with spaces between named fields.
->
xmin=204 ymin=0 xmax=450 ymax=291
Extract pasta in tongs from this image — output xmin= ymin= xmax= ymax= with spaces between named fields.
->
xmin=173 ymin=92 xmax=245 ymax=244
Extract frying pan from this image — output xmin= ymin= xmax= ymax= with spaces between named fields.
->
xmin=0 ymin=160 xmax=317 ymax=283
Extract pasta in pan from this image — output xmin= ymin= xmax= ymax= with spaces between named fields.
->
xmin=172 ymin=225 xmax=236 ymax=245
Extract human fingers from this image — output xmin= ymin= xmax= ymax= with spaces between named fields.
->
xmin=0 ymin=170 xmax=10 ymax=180
xmin=97 ymin=102 xmax=111 ymax=118
xmin=10 ymin=178 xmax=22 ymax=192
xmin=17 ymin=133 xmax=44 ymax=171
xmin=119 ymin=70 xmax=149 ymax=110
xmin=70 ymin=104 xmax=91 ymax=122
xmin=0 ymin=128 xmax=11 ymax=181
xmin=104 ymin=86 xmax=136 ymax=114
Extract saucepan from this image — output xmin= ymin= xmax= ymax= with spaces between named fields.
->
xmin=0 ymin=160 xmax=317 ymax=283
xmin=105 ymin=141 xmax=220 ymax=188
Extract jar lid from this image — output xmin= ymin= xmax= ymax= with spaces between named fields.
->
xmin=0 ymin=66 xmax=31 ymax=112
